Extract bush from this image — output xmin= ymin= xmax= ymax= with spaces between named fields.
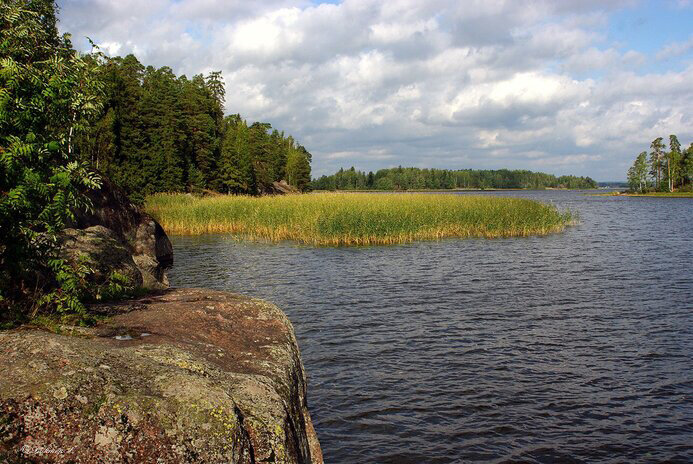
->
xmin=0 ymin=0 xmax=103 ymax=323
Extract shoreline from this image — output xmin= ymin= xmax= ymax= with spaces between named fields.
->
xmin=590 ymin=191 xmax=693 ymax=198
xmin=0 ymin=288 xmax=323 ymax=463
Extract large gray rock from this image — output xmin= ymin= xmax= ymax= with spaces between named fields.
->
xmin=60 ymin=225 xmax=144 ymax=289
xmin=0 ymin=288 xmax=322 ymax=464
xmin=64 ymin=175 xmax=172 ymax=290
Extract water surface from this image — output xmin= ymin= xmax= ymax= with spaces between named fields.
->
xmin=168 ymin=191 xmax=692 ymax=463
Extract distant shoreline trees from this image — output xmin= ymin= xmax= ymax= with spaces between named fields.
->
xmin=627 ymin=135 xmax=692 ymax=193
xmin=312 ymin=167 xmax=598 ymax=191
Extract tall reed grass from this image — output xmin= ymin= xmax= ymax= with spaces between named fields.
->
xmin=145 ymin=192 xmax=574 ymax=246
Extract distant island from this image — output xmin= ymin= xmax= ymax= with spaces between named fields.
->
xmin=312 ymin=167 xmax=597 ymax=191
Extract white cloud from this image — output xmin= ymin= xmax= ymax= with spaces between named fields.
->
xmin=98 ymin=41 xmax=122 ymax=56
xmin=56 ymin=0 xmax=693 ymax=180
xmin=228 ymin=8 xmax=303 ymax=58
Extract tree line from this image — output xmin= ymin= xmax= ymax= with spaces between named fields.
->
xmin=627 ymin=135 xmax=693 ymax=193
xmin=76 ymin=55 xmax=312 ymax=203
xmin=312 ymin=167 xmax=598 ymax=191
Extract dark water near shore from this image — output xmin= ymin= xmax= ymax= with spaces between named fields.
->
xmin=168 ymin=191 xmax=693 ymax=463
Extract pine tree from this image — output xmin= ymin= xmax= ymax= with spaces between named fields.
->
xmin=247 ymin=122 xmax=274 ymax=193
xmin=109 ymin=55 xmax=147 ymax=196
xmin=668 ymin=135 xmax=681 ymax=192
xmin=628 ymin=151 xmax=649 ymax=193
xmin=649 ymin=137 xmax=665 ymax=191
xmin=139 ymin=66 xmax=186 ymax=196
xmin=180 ymin=74 xmax=222 ymax=190
xmin=682 ymin=143 xmax=693 ymax=189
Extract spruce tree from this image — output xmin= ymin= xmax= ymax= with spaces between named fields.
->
xmin=219 ymin=115 xmax=254 ymax=193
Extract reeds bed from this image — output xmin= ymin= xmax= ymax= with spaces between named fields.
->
xmin=145 ymin=192 xmax=574 ymax=246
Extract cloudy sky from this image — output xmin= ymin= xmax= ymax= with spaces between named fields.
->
xmin=57 ymin=0 xmax=693 ymax=180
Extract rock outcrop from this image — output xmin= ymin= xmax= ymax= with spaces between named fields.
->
xmin=0 ymin=288 xmax=323 ymax=464
xmin=270 ymin=180 xmax=300 ymax=195
xmin=64 ymin=175 xmax=173 ymax=290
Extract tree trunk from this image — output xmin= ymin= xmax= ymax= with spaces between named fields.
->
xmin=658 ymin=161 xmax=662 ymax=190
xmin=668 ymin=158 xmax=672 ymax=192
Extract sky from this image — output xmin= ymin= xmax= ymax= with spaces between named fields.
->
xmin=57 ymin=0 xmax=693 ymax=180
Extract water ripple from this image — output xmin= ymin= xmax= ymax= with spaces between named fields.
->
xmin=169 ymin=191 xmax=693 ymax=463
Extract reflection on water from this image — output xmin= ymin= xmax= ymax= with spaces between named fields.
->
xmin=168 ymin=191 xmax=693 ymax=463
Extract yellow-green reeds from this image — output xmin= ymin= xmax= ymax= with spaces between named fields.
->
xmin=145 ymin=192 xmax=574 ymax=246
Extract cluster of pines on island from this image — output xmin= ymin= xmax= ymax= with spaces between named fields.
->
xmin=626 ymin=136 xmax=693 ymax=193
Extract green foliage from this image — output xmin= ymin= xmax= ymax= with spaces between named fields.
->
xmin=1 ymin=0 xmax=312 ymax=323
xmin=94 ymin=270 xmax=139 ymax=302
xmin=683 ymin=143 xmax=693 ymax=186
xmin=28 ymin=256 xmax=137 ymax=326
xmin=667 ymin=135 xmax=682 ymax=192
xmin=649 ymin=137 xmax=665 ymax=190
xmin=219 ymin=114 xmax=255 ymax=193
xmin=36 ymin=257 xmax=91 ymax=317
xmin=312 ymin=167 xmax=597 ymax=191
xmin=0 ymin=0 xmax=103 ymax=321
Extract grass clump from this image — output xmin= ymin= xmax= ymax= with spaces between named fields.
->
xmin=145 ymin=192 xmax=574 ymax=246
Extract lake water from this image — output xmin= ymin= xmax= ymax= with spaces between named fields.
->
xmin=167 ymin=191 xmax=692 ymax=463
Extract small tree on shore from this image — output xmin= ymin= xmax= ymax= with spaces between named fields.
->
xmin=627 ymin=135 xmax=691 ymax=192
xmin=683 ymin=144 xmax=693 ymax=188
